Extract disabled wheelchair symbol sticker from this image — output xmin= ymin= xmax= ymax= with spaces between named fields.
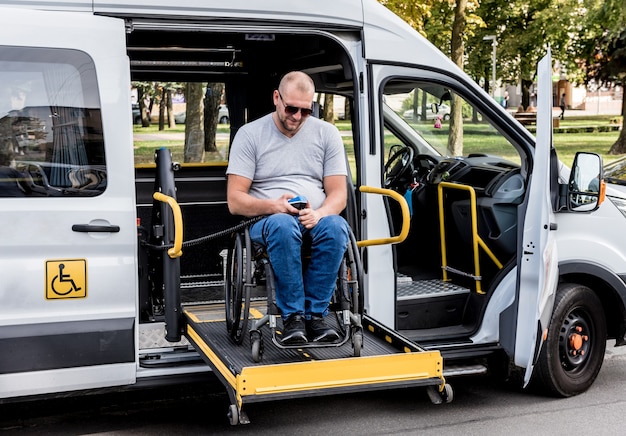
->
xmin=46 ymin=259 xmax=87 ymax=299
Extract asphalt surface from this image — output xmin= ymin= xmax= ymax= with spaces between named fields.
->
xmin=2 ymin=340 xmax=626 ymax=435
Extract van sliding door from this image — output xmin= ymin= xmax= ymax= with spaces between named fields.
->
xmin=0 ymin=8 xmax=137 ymax=398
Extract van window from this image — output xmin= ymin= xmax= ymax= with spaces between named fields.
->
xmin=132 ymin=81 xmax=231 ymax=165
xmin=0 ymin=46 xmax=105 ymax=197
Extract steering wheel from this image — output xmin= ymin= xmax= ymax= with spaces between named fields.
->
xmin=383 ymin=145 xmax=414 ymax=189
xmin=413 ymin=154 xmax=441 ymax=183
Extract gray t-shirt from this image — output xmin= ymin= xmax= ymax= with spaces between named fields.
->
xmin=226 ymin=113 xmax=347 ymax=210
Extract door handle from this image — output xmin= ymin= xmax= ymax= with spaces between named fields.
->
xmin=72 ymin=224 xmax=120 ymax=233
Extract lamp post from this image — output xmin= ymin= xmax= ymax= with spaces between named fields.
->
xmin=483 ymin=35 xmax=497 ymax=98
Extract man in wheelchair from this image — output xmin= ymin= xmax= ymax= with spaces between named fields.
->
xmin=226 ymin=71 xmax=350 ymax=345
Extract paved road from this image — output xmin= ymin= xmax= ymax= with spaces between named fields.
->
xmin=2 ymin=340 xmax=626 ymax=435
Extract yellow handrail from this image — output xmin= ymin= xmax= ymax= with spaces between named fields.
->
xmin=357 ymin=186 xmax=410 ymax=248
xmin=438 ymin=182 xmax=503 ymax=294
xmin=153 ymin=192 xmax=183 ymax=259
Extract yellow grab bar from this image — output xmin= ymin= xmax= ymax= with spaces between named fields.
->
xmin=357 ymin=185 xmax=410 ymax=248
xmin=438 ymin=182 xmax=503 ymax=294
xmin=153 ymin=192 xmax=183 ymax=259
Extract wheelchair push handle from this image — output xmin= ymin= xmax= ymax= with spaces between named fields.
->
xmin=357 ymin=185 xmax=410 ymax=248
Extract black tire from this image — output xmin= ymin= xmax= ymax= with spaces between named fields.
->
xmin=532 ymin=282 xmax=606 ymax=397
xmin=219 ymin=116 xmax=229 ymax=124
xmin=352 ymin=329 xmax=363 ymax=357
xmin=225 ymin=233 xmax=244 ymax=342
xmin=227 ymin=404 xmax=239 ymax=426
xmin=251 ymin=331 xmax=263 ymax=363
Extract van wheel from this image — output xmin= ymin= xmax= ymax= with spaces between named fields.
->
xmin=533 ymin=283 xmax=606 ymax=397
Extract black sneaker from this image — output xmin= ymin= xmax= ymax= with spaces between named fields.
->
xmin=280 ymin=314 xmax=308 ymax=345
xmin=306 ymin=315 xmax=340 ymax=342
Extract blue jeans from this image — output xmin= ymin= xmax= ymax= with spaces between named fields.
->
xmin=249 ymin=213 xmax=350 ymax=319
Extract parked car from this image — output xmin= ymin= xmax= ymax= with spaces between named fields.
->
xmin=132 ymin=103 xmax=141 ymax=124
xmin=174 ymin=104 xmax=229 ymax=124
xmin=604 ymin=156 xmax=626 ymax=186
xmin=403 ymin=103 xmax=450 ymax=121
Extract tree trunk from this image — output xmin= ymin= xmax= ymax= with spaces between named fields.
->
xmin=204 ymin=83 xmax=224 ymax=153
xmin=167 ymin=89 xmax=175 ymax=129
xmin=448 ymin=0 xmax=466 ymax=156
xmin=137 ymin=87 xmax=151 ymax=127
xmin=158 ymin=87 xmax=165 ymax=131
xmin=184 ymin=82 xmax=205 ymax=162
xmin=608 ymin=80 xmax=626 ymax=155
xmin=323 ymin=94 xmax=334 ymax=124
xmin=521 ymin=79 xmax=533 ymax=111
xmin=344 ymin=98 xmax=351 ymax=121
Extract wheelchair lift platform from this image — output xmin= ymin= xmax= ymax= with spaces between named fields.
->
xmin=183 ymin=303 xmax=448 ymax=425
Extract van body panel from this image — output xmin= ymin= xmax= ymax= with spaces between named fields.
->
xmin=0 ymin=8 xmax=137 ymax=397
xmin=0 ymin=1 xmax=91 ymax=12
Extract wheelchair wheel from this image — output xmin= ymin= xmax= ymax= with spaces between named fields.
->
xmin=347 ymin=229 xmax=364 ymax=316
xmin=347 ymin=230 xmax=364 ymax=357
xmin=225 ymin=232 xmax=245 ymax=343
xmin=334 ymin=228 xmax=363 ymax=337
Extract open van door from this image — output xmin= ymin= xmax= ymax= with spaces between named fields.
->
xmin=514 ymin=49 xmax=559 ymax=385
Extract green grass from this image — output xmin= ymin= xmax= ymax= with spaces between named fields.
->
xmin=390 ymin=116 xmax=622 ymax=168
xmin=554 ymin=131 xmax=622 ymax=167
xmin=133 ymin=116 xmax=623 ymax=168
xmin=133 ymin=124 xmax=231 ymax=135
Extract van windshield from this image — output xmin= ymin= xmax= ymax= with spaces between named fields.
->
xmin=383 ymin=81 xmax=521 ymax=166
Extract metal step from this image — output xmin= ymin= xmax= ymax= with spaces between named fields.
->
xmin=397 ymin=278 xmax=470 ymax=301
xmin=443 ymin=364 xmax=488 ymax=377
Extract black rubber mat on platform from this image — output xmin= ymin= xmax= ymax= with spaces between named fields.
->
xmin=185 ymin=305 xmax=404 ymax=372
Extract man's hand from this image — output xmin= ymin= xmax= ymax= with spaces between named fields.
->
xmin=298 ymin=206 xmax=321 ymax=229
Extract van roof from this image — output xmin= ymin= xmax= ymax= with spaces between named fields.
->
xmin=98 ymin=0 xmax=366 ymax=29
xmin=4 ymin=0 xmax=460 ymax=88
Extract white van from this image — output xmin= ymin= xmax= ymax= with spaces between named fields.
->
xmin=0 ymin=0 xmax=622 ymax=424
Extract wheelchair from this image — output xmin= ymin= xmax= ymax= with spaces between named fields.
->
xmin=224 ymin=223 xmax=364 ymax=362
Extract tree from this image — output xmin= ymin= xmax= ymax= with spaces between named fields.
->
xmin=323 ymin=94 xmax=335 ymax=124
xmin=568 ymin=0 xmax=626 ymax=154
xmin=155 ymin=82 xmax=182 ymax=130
xmin=604 ymin=31 xmax=626 ymax=154
xmin=184 ymin=82 xmax=204 ymax=162
xmin=448 ymin=0 xmax=467 ymax=156
xmin=465 ymin=0 xmax=584 ymax=110
xmin=203 ymin=83 xmax=224 ymax=153
xmin=380 ymin=0 xmax=482 ymax=156
xmin=133 ymin=81 xmax=154 ymax=127
xmin=378 ymin=0 xmax=435 ymax=35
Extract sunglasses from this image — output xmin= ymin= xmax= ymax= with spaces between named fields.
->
xmin=278 ymin=91 xmax=313 ymax=117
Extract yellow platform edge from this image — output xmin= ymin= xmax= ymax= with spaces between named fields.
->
xmin=237 ymin=351 xmax=443 ymax=398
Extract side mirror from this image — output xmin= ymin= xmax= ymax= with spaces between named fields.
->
xmin=567 ymin=152 xmax=604 ymax=212
xmin=430 ymin=102 xmax=439 ymax=114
